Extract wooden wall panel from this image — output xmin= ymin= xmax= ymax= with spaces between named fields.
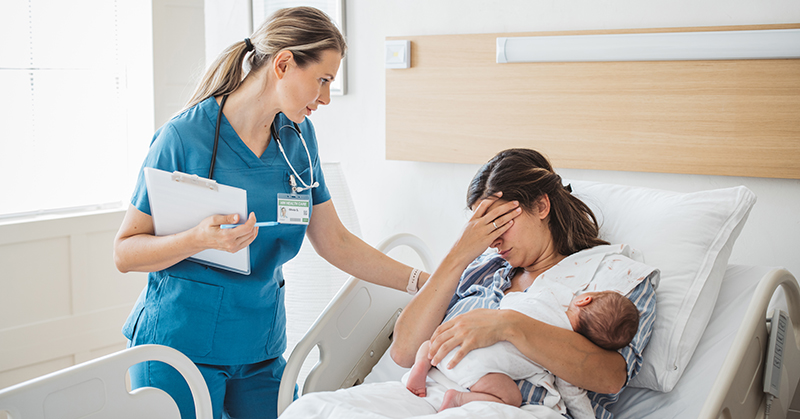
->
xmin=386 ymin=24 xmax=800 ymax=179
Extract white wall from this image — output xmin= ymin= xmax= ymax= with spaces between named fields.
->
xmin=0 ymin=211 xmax=147 ymax=390
xmin=209 ymin=1 xmax=800 ymax=275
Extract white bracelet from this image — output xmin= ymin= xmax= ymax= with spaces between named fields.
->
xmin=407 ymin=268 xmax=422 ymax=295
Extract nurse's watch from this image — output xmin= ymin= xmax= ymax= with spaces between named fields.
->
xmin=407 ymin=268 xmax=422 ymax=295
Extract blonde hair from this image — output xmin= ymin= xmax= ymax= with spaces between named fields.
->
xmin=182 ymin=6 xmax=346 ymax=112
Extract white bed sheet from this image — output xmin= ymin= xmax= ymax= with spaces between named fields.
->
xmin=359 ymin=264 xmax=781 ymax=418
xmin=281 ymin=379 xmax=566 ymax=419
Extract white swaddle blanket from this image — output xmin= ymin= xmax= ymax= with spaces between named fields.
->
xmin=436 ymin=244 xmax=660 ymax=418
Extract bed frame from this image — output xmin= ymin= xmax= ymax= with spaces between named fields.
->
xmin=277 ymin=235 xmax=800 ymax=419
xmin=0 ymin=344 xmax=213 ymax=419
xmin=278 ymin=233 xmax=433 ymax=414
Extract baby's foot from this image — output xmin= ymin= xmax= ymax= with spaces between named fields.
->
xmin=405 ymin=363 xmax=429 ymax=397
xmin=439 ymin=389 xmax=463 ymax=411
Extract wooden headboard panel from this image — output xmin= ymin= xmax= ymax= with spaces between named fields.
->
xmin=386 ymin=24 xmax=800 ymax=179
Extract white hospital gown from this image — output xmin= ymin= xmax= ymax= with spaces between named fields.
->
xmin=438 ymin=287 xmax=596 ymax=419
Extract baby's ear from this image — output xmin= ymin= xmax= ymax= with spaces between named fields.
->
xmin=574 ymin=295 xmax=593 ymax=307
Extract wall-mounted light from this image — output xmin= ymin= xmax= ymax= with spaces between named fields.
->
xmin=386 ymin=40 xmax=411 ymax=69
xmin=496 ymin=29 xmax=800 ymax=63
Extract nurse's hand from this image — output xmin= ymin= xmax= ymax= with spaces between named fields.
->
xmin=199 ymin=212 xmax=259 ymax=253
xmin=448 ymin=193 xmax=521 ymax=264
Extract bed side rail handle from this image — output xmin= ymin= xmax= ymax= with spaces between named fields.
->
xmin=277 ymin=233 xmax=433 ymax=415
xmin=698 ymin=268 xmax=800 ymax=419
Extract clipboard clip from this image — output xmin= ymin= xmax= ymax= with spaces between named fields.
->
xmin=171 ymin=171 xmax=219 ymax=191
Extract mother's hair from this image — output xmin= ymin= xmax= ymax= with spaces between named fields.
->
xmin=467 ymin=148 xmax=608 ymax=256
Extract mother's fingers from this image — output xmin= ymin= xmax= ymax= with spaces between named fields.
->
xmin=428 ymin=325 xmax=459 ymax=367
xmin=490 ymin=206 xmax=522 ymax=231
xmin=485 ymin=199 xmax=521 ymax=220
xmin=429 ymin=309 xmax=506 ymax=368
xmin=490 ymin=218 xmax=514 ymax=237
xmin=470 ymin=192 xmax=503 ymax=219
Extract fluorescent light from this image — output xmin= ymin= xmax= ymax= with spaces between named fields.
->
xmin=496 ymin=29 xmax=800 ymax=63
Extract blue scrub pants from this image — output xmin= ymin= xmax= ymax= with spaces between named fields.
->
xmin=129 ymin=355 xmax=297 ymax=419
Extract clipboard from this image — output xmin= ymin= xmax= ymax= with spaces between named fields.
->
xmin=144 ymin=167 xmax=251 ymax=275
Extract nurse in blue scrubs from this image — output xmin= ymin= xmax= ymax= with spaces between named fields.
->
xmin=113 ymin=7 xmax=428 ymax=419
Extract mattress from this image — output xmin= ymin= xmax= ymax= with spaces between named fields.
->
xmin=611 ymin=264 xmax=780 ymax=418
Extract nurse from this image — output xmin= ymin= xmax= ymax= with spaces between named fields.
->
xmin=113 ymin=7 xmax=431 ymax=419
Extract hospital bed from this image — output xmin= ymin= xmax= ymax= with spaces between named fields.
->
xmin=1 ymin=182 xmax=797 ymax=419
xmin=278 ymin=180 xmax=800 ymax=419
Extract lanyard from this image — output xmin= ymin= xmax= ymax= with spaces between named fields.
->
xmin=209 ymin=95 xmax=318 ymax=194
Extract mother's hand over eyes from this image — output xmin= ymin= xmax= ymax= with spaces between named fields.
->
xmin=450 ymin=194 xmax=521 ymax=263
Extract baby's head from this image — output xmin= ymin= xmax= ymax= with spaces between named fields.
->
xmin=566 ymin=291 xmax=639 ymax=351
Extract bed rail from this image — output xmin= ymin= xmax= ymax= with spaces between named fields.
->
xmin=277 ymin=233 xmax=434 ymax=415
xmin=0 ymin=344 xmax=212 ymax=419
xmin=699 ymin=268 xmax=800 ymax=419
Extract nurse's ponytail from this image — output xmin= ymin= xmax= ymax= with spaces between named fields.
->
xmin=182 ymin=6 xmax=346 ymax=112
xmin=467 ymin=148 xmax=608 ymax=256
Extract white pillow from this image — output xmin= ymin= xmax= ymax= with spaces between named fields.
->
xmin=570 ymin=181 xmax=756 ymax=392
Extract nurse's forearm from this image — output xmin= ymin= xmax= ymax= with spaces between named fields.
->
xmin=114 ymin=204 xmax=256 ymax=273
xmin=306 ymin=201 xmax=428 ymax=292
xmin=115 ymin=230 xmax=208 ymax=273
xmin=311 ymin=223 xmax=421 ymax=291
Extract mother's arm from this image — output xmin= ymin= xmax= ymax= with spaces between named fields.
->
xmin=429 ymin=276 xmax=657 ymax=395
xmin=429 ymin=309 xmax=627 ymax=394
xmin=391 ymin=197 xmax=522 ymax=367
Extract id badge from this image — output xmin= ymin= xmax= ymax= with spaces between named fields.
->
xmin=278 ymin=193 xmax=310 ymax=225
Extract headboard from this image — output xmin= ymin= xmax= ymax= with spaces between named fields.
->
xmin=385 ymin=24 xmax=800 ymax=179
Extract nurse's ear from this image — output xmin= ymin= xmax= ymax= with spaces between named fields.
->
xmin=273 ymin=50 xmax=295 ymax=80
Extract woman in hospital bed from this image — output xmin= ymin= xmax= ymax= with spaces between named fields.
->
xmin=280 ymin=148 xmax=659 ymax=419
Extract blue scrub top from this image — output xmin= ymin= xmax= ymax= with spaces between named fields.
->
xmin=123 ymin=97 xmax=331 ymax=365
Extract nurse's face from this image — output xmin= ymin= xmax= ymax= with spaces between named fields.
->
xmin=276 ymin=48 xmax=341 ymax=124
xmin=485 ymin=196 xmax=554 ymax=270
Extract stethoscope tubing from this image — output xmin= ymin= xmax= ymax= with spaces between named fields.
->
xmin=209 ymin=94 xmax=317 ymax=194
xmin=208 ymin=95 xmax=228 ymax=180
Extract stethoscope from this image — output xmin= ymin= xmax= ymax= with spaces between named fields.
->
xmin=209 ymin=95 xmax=319 ymax=194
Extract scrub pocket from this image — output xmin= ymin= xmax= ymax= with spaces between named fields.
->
xmin=154 ymin=275 xmax=223 ymax=357
xmin=265 ymin=280 xmax=287 ymax=355
xmin=122 ymin=288 xmax=147 ymax=340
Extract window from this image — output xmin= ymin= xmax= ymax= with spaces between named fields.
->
xmin=0 ymin=0 xmax=152 ymax=218
xmin=252 ymin=0 xmax=346 ymax=95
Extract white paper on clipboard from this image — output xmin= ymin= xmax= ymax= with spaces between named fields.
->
xmin=144 ymin=167 xmax=251 ymax=275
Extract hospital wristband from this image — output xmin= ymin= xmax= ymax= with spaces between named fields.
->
xmin=407 ymin=268 xmax=422 ymax=295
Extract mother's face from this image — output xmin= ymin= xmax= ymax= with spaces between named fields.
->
xmin=486 ymin=196 xmax=554 ymax=269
